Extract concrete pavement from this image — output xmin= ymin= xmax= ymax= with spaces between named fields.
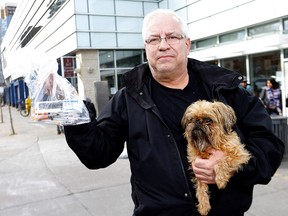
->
xmin=0 ymin=105 xmax=287 ymax=216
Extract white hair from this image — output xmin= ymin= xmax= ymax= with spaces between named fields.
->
xmin=142 ymin=9 xmax=189 ymax=42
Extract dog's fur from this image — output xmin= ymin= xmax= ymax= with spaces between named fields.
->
xmin=182 ymin=100 xmax=251 ymax=216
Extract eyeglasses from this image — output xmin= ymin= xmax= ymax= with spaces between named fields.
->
xmin=145 ymin=34 xmax=186 ymax=46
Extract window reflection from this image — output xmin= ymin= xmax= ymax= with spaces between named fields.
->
xmin=99 ymin=50 xmax=144 ymax=96
xmin=116 ymin=50 xmax=141 ymax=67
xmin=284 ymin=49 xmax=288 ymax=58
xmin=219 ymin=30 xmax=245 ymax=43
xmin=250 ymin=51 xmax=280 ymax=96
xmin=248 ymin=21 xmax=280 ymax=36
xmin=196 ymin=37 xmax=217 ymax=48
xmin=48 ymin=0 xmax=67 ymax=19
xmin=100 ymin=71 xmax=116 ymax=95
xmin=99 ymin=51 xmax=114 ymax=68
xmin=221 ymin=57 xmax=246 ymax=75
xmin=117 ymin=69 xmax=130 ymax=90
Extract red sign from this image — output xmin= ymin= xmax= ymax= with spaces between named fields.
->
xmin=63 ymin=58 xmax=74 ymax=78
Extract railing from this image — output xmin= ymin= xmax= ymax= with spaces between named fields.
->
xmin=271 ymin=116 xmax=288 ymax=156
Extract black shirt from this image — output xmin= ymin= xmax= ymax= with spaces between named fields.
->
xmin=151 ymin=69 xmax=209 ymax=191
xmin=151 ymin=70 xmax=209 ymax=146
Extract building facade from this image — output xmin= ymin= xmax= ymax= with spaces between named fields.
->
xmin=0 ymin=2 xmax=17 ymax=104
xmin=1 ymin=0 xmax=288 ymax=114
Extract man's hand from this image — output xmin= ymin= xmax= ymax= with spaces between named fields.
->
xmin=192 ymin=149 xmax=226 ymax=184
xmin=43 ymin=74 xmax=54 ymax=96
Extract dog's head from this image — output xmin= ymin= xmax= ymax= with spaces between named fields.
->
xmin=182 ymin=100 xmax=236 ymax=152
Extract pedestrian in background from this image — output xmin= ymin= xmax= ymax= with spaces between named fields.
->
xmin=64 ymin=9 xmax=284 ymax=216
xmin=239 ymin=76 xmax=254 ymax=95
xmin=260 ymin=78 xmax=282 ymax=116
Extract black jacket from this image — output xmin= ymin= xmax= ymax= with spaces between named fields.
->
xmin=65 ymin=58 xmax=284 ymax=216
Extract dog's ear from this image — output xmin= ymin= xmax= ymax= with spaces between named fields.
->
xmin=214 ymin=102 xmax=236 ymax=133
xmin=181 ymin=105 xmax=193 ymax=128
xmin=181 ymin=109 xmax=190 ymax=128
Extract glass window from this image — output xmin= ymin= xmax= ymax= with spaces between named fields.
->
xmin=248 ymin=21 xmax=280 ymax=36
xmin=250 ymin=51 xmax=280 ymax=96
xmin=100 ymin=70 xmax=116 ymax=95
xmin=88 ymin=0 xmax=114 ymax=14
xmin=99 ymin=50 xmax=114 ymax=68
xmin=117 ymin=17 xmax=142 ymax=32
xmin=75 ymin=0 xmax=88 ymax=13
xmin=99 ymin=49 xmax=145 ymax=96
xmin=169 ymin=0 xmax=187 ymax=10
xmin=284 ymin=49 xmax=288 ymax=58
xmin=196 ymin=37 xmax=217 ymax=48
xmin=144 ymin=2 xmax=158 ymax=14
xmin=221 ymin=57 xmax=246 ymax=75
xmin=219 ymin=30 xmax=245 ymax=43
xmin=117 ymin=69 xmax=129 ymax=89
xmin=75 ymin=15 xmax=89 ymax=30
xmin=91 ymin=33 xmax=117 ymax=48
xmin=115 ymin=1 xmax=142 ymax=16
xmin=89 ymin=16 xmax=115 ymax=31
xmin=77 ymin=32 xmax=90 ymax=47
xmin=117 ymin=33 xmax=143 ymax=48
xmin=116 ymin=50 xmax=142 ymax=67
xmin=284 ymin=18 xmax=288 ymax=34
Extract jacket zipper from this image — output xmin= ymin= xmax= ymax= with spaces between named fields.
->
xmin=151 ymin=107 xmax=193 ymax=199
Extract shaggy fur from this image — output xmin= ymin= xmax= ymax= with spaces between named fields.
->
xmin=182 ymin=100 xmax=251 ymax=216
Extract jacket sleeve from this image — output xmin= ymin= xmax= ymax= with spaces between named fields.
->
xmin=64 ymin=92 xmax=127 ymax=169
xmin=228 ymin=89 xmax=285 ymax=186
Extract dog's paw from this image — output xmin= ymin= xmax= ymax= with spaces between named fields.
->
xmin=215 ymin=172 xmax=230 ymax=189
xmin=216 ymin=179 xmax=228 ymax=189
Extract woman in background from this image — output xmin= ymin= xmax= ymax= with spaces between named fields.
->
xmin=260 ymin=78 xmax=282 ymax=116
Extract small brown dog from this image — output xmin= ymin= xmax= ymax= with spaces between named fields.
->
xmin=182 ymin=100 xmax=251 ymax=216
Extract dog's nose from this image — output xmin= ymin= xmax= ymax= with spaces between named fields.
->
xmin=195 ymin=120 xmax=201 ymax=127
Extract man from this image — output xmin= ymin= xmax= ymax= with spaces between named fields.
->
xmin=239 ymin=76 xmax=254 ymax=95
xmin=64 ymin=9 xmax=284 ymax=216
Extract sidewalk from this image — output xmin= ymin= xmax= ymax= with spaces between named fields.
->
xmin=0 ymin=105 xmax=287 ymax=216
xmin=0 ymin=105 xmax=133 ymax=216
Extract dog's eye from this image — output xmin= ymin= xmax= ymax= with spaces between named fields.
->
xmin=203 ymin=118 xmax=213 ymax=125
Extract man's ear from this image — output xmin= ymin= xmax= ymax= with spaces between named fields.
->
xmin=186 ymin=38 xmax=191 ymax=55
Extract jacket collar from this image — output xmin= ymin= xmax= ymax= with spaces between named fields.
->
xmin=186 ymin=58 xmax=243 ymax=100
xmin=187 ymin=58 xmax=242 ymax=89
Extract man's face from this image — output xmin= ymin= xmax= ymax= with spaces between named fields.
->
xmin=144 ymin=15 xmax=191 ymax=75
xmin=241 ymin=81 xmax=247 ymax=88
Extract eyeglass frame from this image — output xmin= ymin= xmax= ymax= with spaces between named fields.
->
xmin=145 ymin=34 xmax=186 ymax=46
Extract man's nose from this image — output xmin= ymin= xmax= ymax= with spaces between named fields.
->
xmin=158 ymin=38 xmax=170 ymax=49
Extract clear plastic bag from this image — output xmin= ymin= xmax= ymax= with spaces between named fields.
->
xmin=5 ymin=49 xmax=90 ymax=125
xmin=26 ymin=71 xmax=90 ymax=125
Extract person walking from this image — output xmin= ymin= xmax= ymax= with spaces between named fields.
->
xmin=239 ymin=76 xmax=254 ymax=95
xmin=260 ymin=78 xmax=282 ymax=116
xmin=64 ymin=9 xmax=284 ymax=216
